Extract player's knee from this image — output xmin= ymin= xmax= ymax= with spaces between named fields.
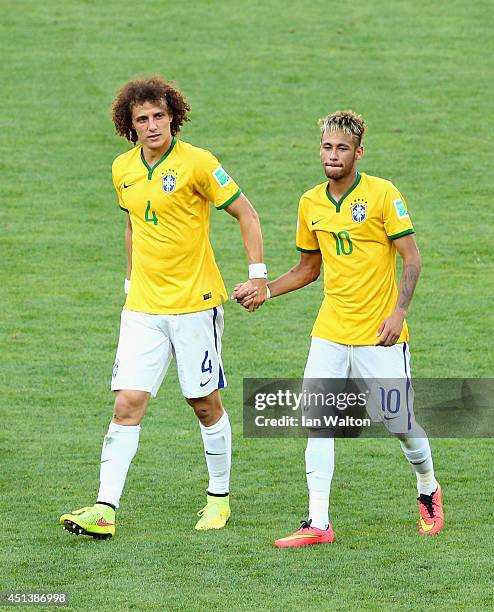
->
xmin=394 ymin=422 xmax=427 ymax=445
xmin=187 ymin=398 xmax=211 ymax=422
xmin=187 ymin=393 xmax=223 ymax=426
xmin=192 ymin=404 xmax=211 ymax=422
xmin=113 ymin=390 xmax=149 ymax=424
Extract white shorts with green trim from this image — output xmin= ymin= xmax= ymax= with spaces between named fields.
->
xmin=111 ymin=307 xmax=226 ymax=399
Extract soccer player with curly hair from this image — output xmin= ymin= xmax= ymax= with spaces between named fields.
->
xmin=60 ymin=76 xmax=268 ymax=538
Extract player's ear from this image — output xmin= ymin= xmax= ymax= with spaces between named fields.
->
xmin=355 ymin=145 xmax=364 ymax=161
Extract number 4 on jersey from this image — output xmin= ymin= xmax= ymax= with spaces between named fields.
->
xmin=145 ymin=200 xmax=158 ymax=225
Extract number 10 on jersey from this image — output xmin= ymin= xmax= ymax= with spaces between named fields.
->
xmin=330 ymin=231 xmax=353 ymax=255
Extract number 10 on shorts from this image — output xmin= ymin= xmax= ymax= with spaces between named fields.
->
xmin=379 ymin=386 xmax=401 ymax=417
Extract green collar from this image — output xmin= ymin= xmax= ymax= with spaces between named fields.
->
xmin=140 ymin=137 xmax=176 ymax=179
xmin=325 ymin=171 xmax=361 ymax=212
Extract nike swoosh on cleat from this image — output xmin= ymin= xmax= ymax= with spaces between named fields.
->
xmin=97 ymin=519 xmax=114 ymax=527
xmin=282 ymin=534 xmax=319 ymax=541
xmin=419 ymin=518 xmax=435 ymax=532
xmin=200 ymin=377 xmax=213 ymax=387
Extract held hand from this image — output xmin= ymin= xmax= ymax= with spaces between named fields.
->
xmin=231 ymin=283 xmax=244 ymax=299
xmin=232 ymin=279 xmax=267 ymax=312
xmin=232 ymin=281 xmax=256 ymax=302
xmin=231 ymin=281 xmax=253 ymax=310
xmin=375 ymin=309 xmax=405 ymax=346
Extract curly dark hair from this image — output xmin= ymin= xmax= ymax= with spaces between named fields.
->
xmin=111 ymin=76 xmax=191 ymax=144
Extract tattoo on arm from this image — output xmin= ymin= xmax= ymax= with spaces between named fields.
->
xmin=398 ymin=264 xmax=420 ymax=310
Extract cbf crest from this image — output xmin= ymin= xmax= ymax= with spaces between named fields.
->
xmin=351 ymin=200 xmax=367 ymax=223
xmin=162 ymin=171 xmax=177 ymax=194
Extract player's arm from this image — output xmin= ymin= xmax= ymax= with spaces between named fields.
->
xmin=225 ymin=193 xmax=267 ymax=311
xmin=234 ymin=251 xmax=322 ymax=309
xmin=125 ymin=213 xmax=132 ymax=292
xmin=267 ymin=251 xmax=322 ymax=297
xmin=376 ymin=234 xmax=421 ymax=346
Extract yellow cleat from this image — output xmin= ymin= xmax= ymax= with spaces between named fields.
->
xmin=60 ymin=503 xmax=115 ymax=539
xmin=195 ymin=495 xmax=231 ymax=530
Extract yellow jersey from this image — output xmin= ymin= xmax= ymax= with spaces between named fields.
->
xmin=112 ymin=138 xmax=241 ymax=314
xmin=296 ymin=172 xmax=414 ymax=345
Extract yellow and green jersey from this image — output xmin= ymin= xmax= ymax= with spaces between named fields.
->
xmin=112 ymin=138 xmax=241 ymax=314
xmin=296 ymin=172 xmax=414 ymax=345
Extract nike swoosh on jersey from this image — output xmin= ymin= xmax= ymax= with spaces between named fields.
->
xmin=311 ymin=218 xmax=325 ymax=226
xmin=419 ymin=518 xmax=435 ymax=532
xmin=200 ymin=377 xmax=213 ymax=387
xmin=123 ymin=182 xmax=135 ymax=189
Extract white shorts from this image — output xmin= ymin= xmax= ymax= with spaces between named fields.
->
xmin=304 ymin=337 xmax=415 ymax=434
xmin=111 ymin=307 xmax=227 ymax=399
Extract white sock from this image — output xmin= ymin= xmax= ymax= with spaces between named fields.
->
xmin=97 ymin=421 xmax=140 ymax=508
xmin=199 ymin=411 xmax=231 ymax=495
xmin=399 ymin=425 xmax=437 ymax=496
xmin=306 ymin=436 xmax=334 ymax=529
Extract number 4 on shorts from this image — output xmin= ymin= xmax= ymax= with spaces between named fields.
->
xmin=201 ymin=350 xmax=212 ymax=374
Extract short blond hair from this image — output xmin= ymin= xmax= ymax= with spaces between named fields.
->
xmin=319 ymin=110 xmax=366 ymax=146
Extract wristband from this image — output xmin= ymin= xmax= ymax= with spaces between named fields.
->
xmin=248 ymin=263 xmax=267 ymax=279
xmin=266 ymin=286 xmax=271 ymax=299
xmin=124 ymin=278 xmax=131 ymax=294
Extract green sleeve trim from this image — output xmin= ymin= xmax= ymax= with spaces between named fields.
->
xmin=217 ymin=188 xmax=242 ymax=210
xmin=388 ymin=229 xmax=414 ymax=240
xmin=119 ymin=205 xmax=129 ymax=212
xmin=296 ymin=246 xmax=321 ymax=253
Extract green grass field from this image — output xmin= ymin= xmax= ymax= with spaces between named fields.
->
xmin=1 ymin=1 xmax=493 ymax=610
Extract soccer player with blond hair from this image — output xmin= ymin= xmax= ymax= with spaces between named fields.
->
xmin=60 ymin=76 xmax=267 ymax=538
xmin=235 ymin=110 xmax=444 ymax=546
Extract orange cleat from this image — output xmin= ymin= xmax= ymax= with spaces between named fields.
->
xmin=274 ymin=520 xmax=335 ymax=548
xmin=417 ymin=483 xmax=444 ymax=535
